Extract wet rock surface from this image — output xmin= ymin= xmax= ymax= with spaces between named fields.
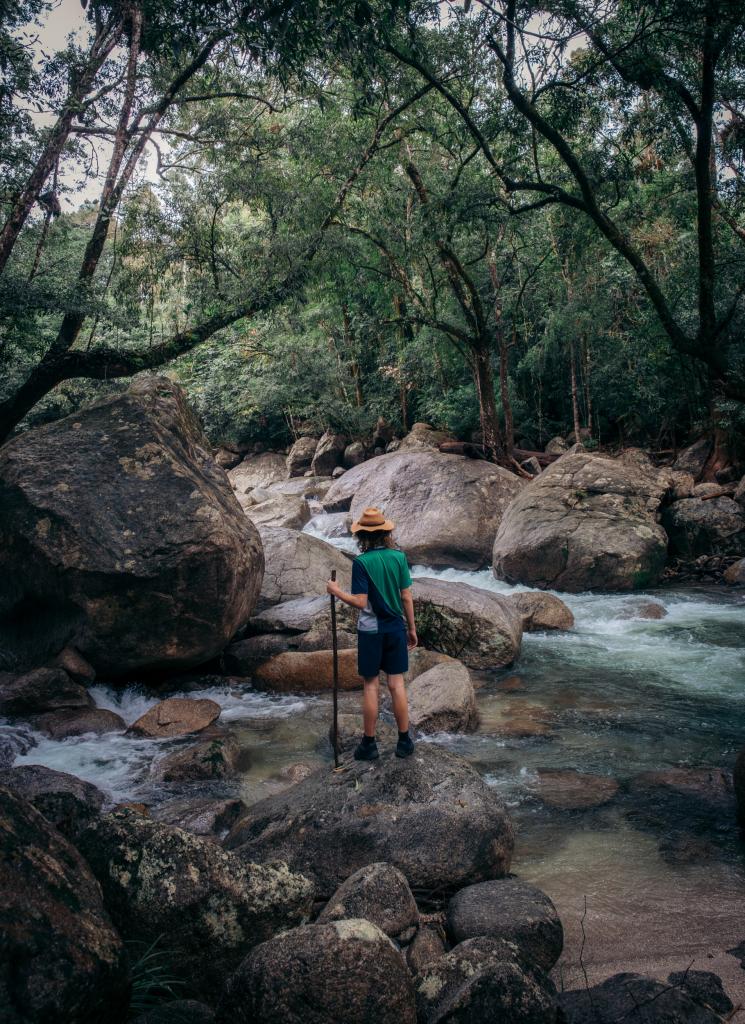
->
xmin=318 ymin=862 xmax=419 ymax=937
xmin=32 ymin=705 xmax=125 ymax=738
xmin=225 ymin=745 xmax=514 ymax=898
xmin=151 ymin=731 xmax=240 ymax=782
xmin=128 ymin=697 xmax=221 ymax=738
xmin=216 ymin=918 xmax=416 ymax=1024
xmin=506 ymin=591 xmax=575 ymax=631
xmin=0 ymin=376 xmax=263 ymax=675
xmin=0 ymin=786 xmax=130 ymax=1024
xmin=531 ymin=769 xmax=620 ymax=810
xmin=492 ymin=450 xmax=669 ymax=592
xmin=253 ymin=648 xmax=362 ymax=691
xmin=78 ymin=808 xmax=315 ymax=999
xmin=446 ymin=878 xmax=563 ymax=972
xmin=413 ymin=936 xmax=558 ymax=1024
xmin=413 ymin=577 xmax=522 ymax=669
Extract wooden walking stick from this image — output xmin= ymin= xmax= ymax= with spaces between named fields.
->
xmin=330 ymin=569 xmax=340 ymax=769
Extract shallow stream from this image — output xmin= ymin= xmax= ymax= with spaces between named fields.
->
xmin=6 ymin=511 xmax=745 ymax=992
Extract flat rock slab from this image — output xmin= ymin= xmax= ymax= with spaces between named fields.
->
xmin=407 ymin=660 xmax=478 ymax=734
xmin=224 ymin=745 xmax=514 ymax=898
xmin=413 ymin=936 xmax=558 ymax=1024
xmin=412 ymin=577 xmax=522 ymax=670
xmin=532 ymin=770 xmax=620 ymax=810
xmin=446 ymin=878 xmax=563 ymax=973
xmin=127 ymin=697 xmax=221 ymax=738
xmin=318 ymin=862 xmax=419 ymax=937
xmin=216 ymin=919 xmax=416 ymax=1024
xmin=0 ymin=786 xmax=129 ymax=1024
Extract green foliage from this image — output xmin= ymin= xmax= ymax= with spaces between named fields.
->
xmin=126 ymin=935 xmax=186 ymax=1018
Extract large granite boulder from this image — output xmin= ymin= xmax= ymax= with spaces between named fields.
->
xmin=0 ymin=786 xmax=130 ymax=1024
xmin=253 ymin=648 xmax=362 ymax=692
xmin=323 ymin=450 xmax=522 ymax=569
xmin=227 ymin=452 xmax=286 ymax=493
xmin=0 ymin=377 xmax=263 ymax=674
xmin=398 ymin=422 xmax=453 ymax=451
xmin=224 ymin=745 xmax=514 ymax=898
xmin=32 ymin=706 xmax=125 ymax=739
xmin=0 ymin=665 xmax=92 ymax=716
xmin=492 ymin=450 xmax=669 ymax=591
xmin=258 ymin=526 xmax=351 ymax=605
xmin=412 ymin=577 xmax=522 ymax=669
xmin=672 ymin=439 xmax=712 ymax=479
xmin=662 ymin=496 xmax=745 ymax=557
xmin=407 ymin=660 xmax=478 ymax=734
xmin=77 ymin=808 xmax=314 ymax=999
xmin=311 ymin=430 xmax=348 ymax=476
xmin=318 ymin=862 xmax=419 ymax=937
xmin=413 ymin=936 xmax=558 ymax=1024
xmin=0 ymin=763 xmax=106 ymax=840
xmin=446 ymin=879 xmax=563 ymax=972
xmin=242 ymin=493 xmax=310 ymax=530
xmin=216 ymin=919 xmax=416 ymax=1024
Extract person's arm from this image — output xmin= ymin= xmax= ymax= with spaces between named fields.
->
xmin=401 ymin=587 xmax=418 ymax=649
xmin=327 ymin=579 xmax=367 ymax=609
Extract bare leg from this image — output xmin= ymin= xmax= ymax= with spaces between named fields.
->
xmin=387 ymin=673 xmax=409 ymax=732
xmin=362 ymin=675 xmax=380 ymax=736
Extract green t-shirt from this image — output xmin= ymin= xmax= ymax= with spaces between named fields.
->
xmin=352 ymin=547 xmax=413 ymax=633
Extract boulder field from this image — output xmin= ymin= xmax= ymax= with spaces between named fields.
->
xmin=0 ymin=377 xmax=263 ymax=675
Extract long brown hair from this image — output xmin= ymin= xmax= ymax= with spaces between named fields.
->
xmin=356 ymin=529 xmax=395 ymax=553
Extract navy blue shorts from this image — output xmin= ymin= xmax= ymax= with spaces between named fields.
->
xmin=357 ymin=629 xmax=409 ymax=678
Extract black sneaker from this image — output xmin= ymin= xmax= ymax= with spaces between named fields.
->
xmin=354 ymin=739 xmax=379 ymax=761
xmin=395 ymin=735 xmax=415 ymax=758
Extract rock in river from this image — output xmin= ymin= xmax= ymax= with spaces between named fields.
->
xmin=127 ymin=696 xmax=221 ymax=738
xmin=217 ymin=918 xmax=416 ymax=1024
xmin=493 ymin=450 xmax=669 ymax=592
xmin=0 ymin=377 xmax=264 ymax=674
xmin=323 ymin=450 xmax=522 ymax=568
xmin=412 ymin=577 xmax=522 ymax=669
xmin=407 ymin=660 xmax=478 ymax=734
xmin=0 ymin=665 xmax=92 ymax=716
xmin=506 ymin=591 xmax=574 ymax=631
xmin=224 ymin=745 xmax=514 ymax=898
xmin=0 ymin=786 xmax=130 ymax=1024
xmin=77 ymin=808 xmax=314 ymax=999
xmin=663 ymin=496 xmax=745 ymax=558
xmin=446 ymin=878 xmax=563 ymax=972
xmin=253 ymin=648 xmax=362 ymax=692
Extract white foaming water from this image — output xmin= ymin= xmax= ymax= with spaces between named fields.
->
xmin=8 ymin=682 xmax=311 ymax=802
xmin=303 ymin=514 xmax=358 ymax=554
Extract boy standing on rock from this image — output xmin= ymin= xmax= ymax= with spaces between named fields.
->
xmin=327 ymin=507 xmax=418 ymax=761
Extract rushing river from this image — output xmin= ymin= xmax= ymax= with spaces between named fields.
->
xmin=5 ymin=510 xmax=745 ymax=993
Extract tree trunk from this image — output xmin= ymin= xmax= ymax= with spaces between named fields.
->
xmin=569 ymin=337 xmax=582 ymax=442
xmin=582 ymin=335 xmax=593 ymax=436
xmin=472 ymin=347 xmax=504 ymax=464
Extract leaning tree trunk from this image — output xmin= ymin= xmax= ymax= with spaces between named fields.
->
xmin=472 ymin=347 xmax=504 ymax=464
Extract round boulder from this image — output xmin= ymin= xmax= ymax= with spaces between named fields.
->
xmin=506 ymin=592 xmax=574 ymax=631
xmin=413 ymin=936 xmax=558 ymax=1024
xmin=224 ymin=745 xmax=514 ymax=898
xmin=0 ymin=377 xmax=263 ymax=675
xmin=0 ymin=786 xmax=129 ymax=1024
xmin=228 ymin=452 xmax=286 ymax=493
xmin=322 ymin=450 xmax=522 ymax=568
xmin=77 ymin=808 xmax=315 ymax=999
xmin=412 ymin=577 xmax=522 ymax=669
xmin=344 ymin=441 xmax=367 ymax=468
xmin=446 ymin=879 xmax=563 ymax=972
xmin=724 ymin=558 xmax=745 ymax=585
xmin=407 ymin=660 xmax=478 ymax=734
xmin=311 ymin=430 xmax=348 ymax=476
xmin=127 ymin=697 xmax=220 ymax=738
xmin=318 ymin=862 xmax=419 ymax=937
xmin=217 ymin=918 xmax=415 ymax=1024
xmin=493 ymin=450 xmax=669 ymax=592
xmin=287 ymin=436 xmax=318 ymax=477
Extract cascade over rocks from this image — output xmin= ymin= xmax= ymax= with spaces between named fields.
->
xmin=446 ymin=879 xmax=563 ymax=972
xmin=493 ymin=450 xmax=669 ymax=592
xmin=0 ymin=786 xmax=130 ymax=1024
xmin=322 ymin=449 xmax=522 ymax=568
xmin=216 ymin=919 xmax=416 ymax=1024
xmin=77 ymin=808 xmax=315 ymax=999
xmin=225 ymin=745 xmax=513 ymax=897
xmin=0 ymin=377 xmax=263 ymax=674
xmin=318 ymin=862 xmax=419 ymax=937
xmin=412 ymin=577 xmax=522 ymax=669
xmin=258 ymin=526 xmax=351 ymax=604
xmin=413 ymin=936 xmax=559 ymax=1024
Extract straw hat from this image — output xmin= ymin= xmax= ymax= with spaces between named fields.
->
xmin=350 ymin=507 xmax=395 ymax=533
